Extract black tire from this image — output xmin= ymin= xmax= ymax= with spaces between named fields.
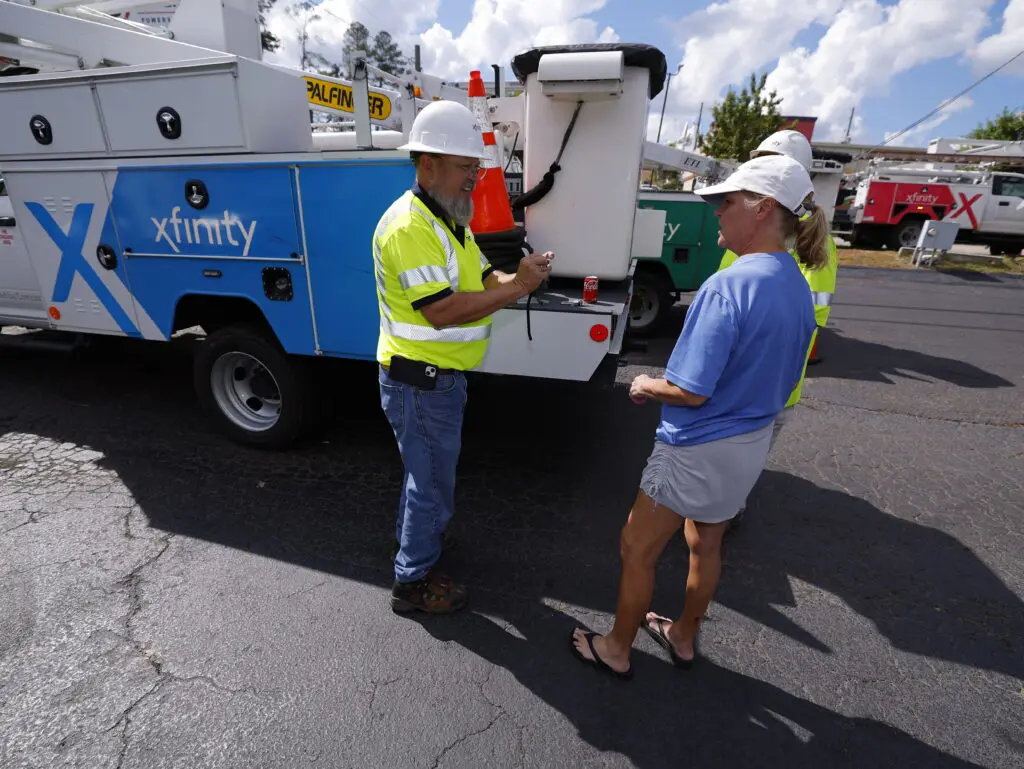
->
xmin=990 ymin=242 xmax=1023 ymax=256
xmin=891 ymin=219 xmax=924 ymax=250
xmin=192 ymin=323 xmax=319 ymax=449
xmin=628 ymin=268 xmax=674 ymax=338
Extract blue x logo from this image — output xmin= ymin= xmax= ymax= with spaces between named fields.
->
xmin=25 ymin=202 xmax=140 ymax=336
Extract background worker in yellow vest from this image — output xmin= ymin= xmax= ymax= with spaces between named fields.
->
xmin=375 ymin=100 xmax=551 ymax=614
xmin=716 ymin=130 xmax=837 ymax=526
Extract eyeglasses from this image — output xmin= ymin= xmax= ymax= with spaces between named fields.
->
xmin=431 ymin=155 xmax=486 ymax=180
xmin=448 ymin=159 xmax=486 ymax=180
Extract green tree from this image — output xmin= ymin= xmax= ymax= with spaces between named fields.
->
xmin=342 ymin=21 xmax=372 ymax=60
xmin=650 ymin=141 xmax=685 ymax=190
xmin=371 ymin=30 xmax=407 ymax=76
xmin=286 ymin=0 xmax=322 ymax=71
xmin=967 ymin=107 xmax=1024 ymax=141
xmin=258 ymin=0 xmax=280 ymax=54
xmin=698 ymin=73 xmax=784 ymax=161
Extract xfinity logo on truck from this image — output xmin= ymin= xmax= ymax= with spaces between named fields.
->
xmin=904 ymin=192 xmax=940 ymax=205
xmin=151 ymin=206 xmax=257 ymax=256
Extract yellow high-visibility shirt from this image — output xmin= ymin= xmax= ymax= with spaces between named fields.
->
xmin=374 ymin=189 xmax=494 ymax=371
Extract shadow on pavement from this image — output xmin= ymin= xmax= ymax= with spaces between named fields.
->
xmin=413 ymin=603 xmax=987 ymax=769
xmin=934 ymin=269 xmax=1006 ymax=284
xmin=0 ymin=337 xmax=1018 ymax=766
xmin=805 ymin=327 xmax=1013 ymax=388
xmin=717 ymin=470 xmax=1024 ymax=681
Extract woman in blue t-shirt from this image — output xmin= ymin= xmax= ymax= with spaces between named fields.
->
xmin=571 ymin=154 xmax=830 ymax=680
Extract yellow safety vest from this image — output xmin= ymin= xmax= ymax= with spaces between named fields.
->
xmin=374 ymin=189 xmax=494 ymax=371
xmin=716 ymin=236 xmax=837 ymax=407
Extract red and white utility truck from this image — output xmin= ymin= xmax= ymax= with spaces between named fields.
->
xmin=846 ymin=163 xmax=1024 ymax=255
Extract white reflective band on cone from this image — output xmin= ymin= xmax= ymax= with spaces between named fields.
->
xmin=812 ymin=291 xmax=833 ymax=307
xmin=381 ymin=317 xmax=491 ymax=342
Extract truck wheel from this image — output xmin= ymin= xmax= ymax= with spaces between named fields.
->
xmin=990 ymin=242 xmax=1023 ymax=256
xmin=193 ymin=323 xmax=317 ymax=449
xmin=629 ymin=269 xmax=673 ymax=338
xmin=891 ymin=219 xmax=924 ymax=250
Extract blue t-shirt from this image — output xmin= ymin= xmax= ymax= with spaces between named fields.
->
xmin=656 ymin=251 xmax=816 ymax=446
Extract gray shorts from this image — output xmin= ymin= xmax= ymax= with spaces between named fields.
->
xmin=639 ymin=423 xmax=775 ymax=524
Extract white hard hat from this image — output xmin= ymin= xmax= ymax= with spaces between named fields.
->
xmin=750 ymin=130 xmax=813 ymax=171
xmin=398 ymin=100 xmax=488 ymax=160
xmin=695 ymin=154 xmax=814 ymax=218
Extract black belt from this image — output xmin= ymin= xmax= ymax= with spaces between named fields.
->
xmin=381 ymin=364 xmax=458 ymax=375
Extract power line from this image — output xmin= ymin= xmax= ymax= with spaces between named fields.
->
xmin=853 ymin=45 xmax=1024 ymax=161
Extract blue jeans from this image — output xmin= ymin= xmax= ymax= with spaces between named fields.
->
xmin=379 ymin=366 xmax=468 ymax=583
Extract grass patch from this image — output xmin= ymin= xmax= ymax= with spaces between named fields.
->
xmin=836 ymin=247 xmax=1024 ymax=275
xmin=837 ymin=248 xmax=914 ymax=269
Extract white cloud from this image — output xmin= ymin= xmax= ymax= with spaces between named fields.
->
xmin=970 ymin=0 xmax=1024 ymax=76
xmin=263 ymin=0 xmax=439 ymax=72
xmin=764 ymin=0 xmax=995 ymax=140
xmin=883 ymin=97 xmax=975 ymax=146
xmin=654 ymin=0 xmax=1011 ymax=144
xmin=263 ymin=0 xmax=618 ymax=81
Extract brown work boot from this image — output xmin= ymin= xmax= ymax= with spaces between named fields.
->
xmin=390 ymin=572 xmax=468 ymax=614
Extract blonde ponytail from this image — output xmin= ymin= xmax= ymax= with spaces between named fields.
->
xmin=794 ymin=203 xmax=830 ymax=270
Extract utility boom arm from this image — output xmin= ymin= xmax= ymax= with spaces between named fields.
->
xmin=642 ymin=141 xmax=732 ymax=182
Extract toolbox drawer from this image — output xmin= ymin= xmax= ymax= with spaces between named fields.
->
xmin=96 ymin=68 xmax=248 ymax=153
xmin=0 ymin=83 xmax=108 ymax=158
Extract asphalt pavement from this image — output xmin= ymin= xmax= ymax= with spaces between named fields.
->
xmin=1 ymin=266 xmax=1022 ymax=769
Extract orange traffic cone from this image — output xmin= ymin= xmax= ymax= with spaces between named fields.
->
xmin=466 ymin=70 xmax=516 ymax=234
xmin=807 ymin=333 xmax=821 ymax=365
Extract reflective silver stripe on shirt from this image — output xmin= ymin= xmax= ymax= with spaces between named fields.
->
xmin=372 ymin=203 xmax=407 ymax=315
xmin=399 ymin=264 xmax=450 ymax=290
xmin=479 ymin=251 xmax=489 ymax=272
xmin=381 ymin=316 xmax=491 ymax=343
xmin=812 ymin=291 xmax=833 ymax=307
xmin=411 ymin=208 xmax=460 ymax=291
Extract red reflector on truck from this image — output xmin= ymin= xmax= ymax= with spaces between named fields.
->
xmin=590 ymin=324 xmax=609 ymax=342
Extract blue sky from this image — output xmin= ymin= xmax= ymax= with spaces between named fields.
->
xmin=266 ymin=0 xmax=1024 ymax=146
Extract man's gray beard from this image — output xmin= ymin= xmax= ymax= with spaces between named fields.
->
xmin=429 ymin=186 xmax=474 ymax=227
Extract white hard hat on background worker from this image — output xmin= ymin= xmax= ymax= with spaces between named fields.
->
xmin=398 ymin=100 xmax=490 ymax=160
xmin=750 ymin=129 xmax=813 ymax=171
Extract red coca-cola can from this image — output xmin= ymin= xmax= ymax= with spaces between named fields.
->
xmin=583 ymin=275 xmax=599 ymax=303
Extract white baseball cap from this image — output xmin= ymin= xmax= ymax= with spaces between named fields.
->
xmin=696 ymin=154 xmax=814 ymax=218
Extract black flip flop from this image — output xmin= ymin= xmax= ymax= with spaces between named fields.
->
xmin=641 ymin=616 xmax=696 ymax=669
xmin=570 ymin=630 xmax=634 ymax=681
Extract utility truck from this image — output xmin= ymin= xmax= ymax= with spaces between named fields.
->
xmin=0 ymin=0 xmax=725 ymax=447
xmin=842 ymin=139 xmax=1024 ymax=255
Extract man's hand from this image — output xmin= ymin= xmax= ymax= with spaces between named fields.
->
xmin=514 ymin=252 xmax=553 ymax=294
xmin=630 ymin=374 xmax=653 ymax=404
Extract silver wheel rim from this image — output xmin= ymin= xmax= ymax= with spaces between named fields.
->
xmin=630 ymin=285 xmax=659 ymax=328
xmin=210 ymin=351 xmax=282 ymax=432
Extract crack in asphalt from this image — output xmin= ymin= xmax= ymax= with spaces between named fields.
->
xmin=367 ymin=675 xmax=402 ymax=714
xmin=803 ymin=396 xmax=1023 ymax=428
xmin=279 ymin=578 xmax=329 ymax=602
xmin=430 ymin=711 xmax=506 ymax=769
xmin=2 ymin=508 xmax=40 ymax=535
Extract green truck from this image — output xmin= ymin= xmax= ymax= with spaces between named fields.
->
xmin=631 ymin=159 xmax=844 ymax=337
xmin=631 ymin=190 xmax=726 ymax=337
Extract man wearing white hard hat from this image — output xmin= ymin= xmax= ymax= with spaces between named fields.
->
xmin=374 ymin=100 xmax=552 ymax=614
xmin=571 ymin=154 xmax=825 ymax=679
xmin=718 ymin=129 xmax=839 ymax=530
